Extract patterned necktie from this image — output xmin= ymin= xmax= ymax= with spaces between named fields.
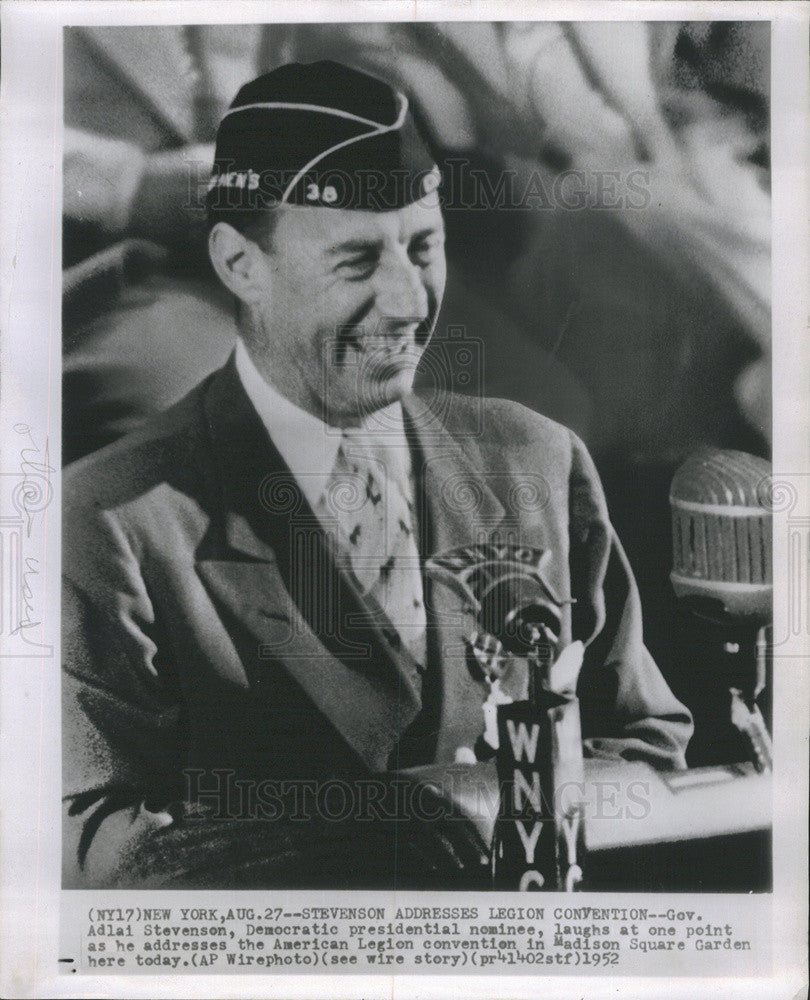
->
xmin=318 ymin=432 xmax=427 ymax=669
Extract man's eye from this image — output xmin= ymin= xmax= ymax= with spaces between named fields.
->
xmin=409 ymin=239 xmax=442 ymax=265
xmin=337 ymin=257 xmax=377 ymax=280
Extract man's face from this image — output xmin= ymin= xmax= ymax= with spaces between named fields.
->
xmin=247 ymin=196 xmax=446 ymax=424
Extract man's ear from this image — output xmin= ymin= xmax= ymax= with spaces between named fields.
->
xmin=208 ymin=222 xmax=266 ymax=305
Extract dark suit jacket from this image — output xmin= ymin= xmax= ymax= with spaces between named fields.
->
xmin=62 ymin=357 xmax=692 ymax=887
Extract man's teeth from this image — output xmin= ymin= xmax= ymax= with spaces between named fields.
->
xmin=351 ymin=340 xmax=416 ymax=356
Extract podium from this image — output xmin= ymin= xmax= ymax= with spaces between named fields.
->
xmin=404 ymin=757 xmax=771 ymax=892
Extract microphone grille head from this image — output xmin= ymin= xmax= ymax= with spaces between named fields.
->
xmin=670 ymin=449 xmax=772 ymax=620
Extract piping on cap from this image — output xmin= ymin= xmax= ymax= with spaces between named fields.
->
xmin=222 ymin=93 xmax=411 ymax=206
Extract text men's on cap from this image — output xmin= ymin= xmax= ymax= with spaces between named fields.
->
xmin=207 ymin=61 xmax=440 ymax=213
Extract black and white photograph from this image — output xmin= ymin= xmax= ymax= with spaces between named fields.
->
xmin=0 ymin=2 xmax=808 ymax=997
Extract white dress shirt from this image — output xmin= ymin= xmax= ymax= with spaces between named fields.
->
xmin=235 ymin=339 xmax=427 ymax=666
xmin=234 ymin=338 xmax=414 ymax=512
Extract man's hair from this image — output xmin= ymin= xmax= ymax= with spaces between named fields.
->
xmin=206 ymin=203 xmax=279 ymax=254
xmin=206 ymin=206 xmax=280 ymax=323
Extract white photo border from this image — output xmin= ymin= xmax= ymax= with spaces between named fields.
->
xmin=1 ymin=2 xmax=807 ymax=998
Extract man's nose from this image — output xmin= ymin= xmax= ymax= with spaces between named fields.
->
xmin=374 ymin=257 xmax=428 ymax=322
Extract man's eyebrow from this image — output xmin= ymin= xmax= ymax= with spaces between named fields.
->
xmin=326 ymin=238 xmax=383 ymax=257
xmin=408 ymin=226 xmax=443 ymax=243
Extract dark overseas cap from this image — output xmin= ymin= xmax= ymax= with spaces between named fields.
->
xmin=207 ymin=61 xmax=440 ymax=213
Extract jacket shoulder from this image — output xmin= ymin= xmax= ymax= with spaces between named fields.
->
xmin=426 ymin=391 xmax=576 ymax=455
xmin=64 ymin=380 xmax=209 ymax=515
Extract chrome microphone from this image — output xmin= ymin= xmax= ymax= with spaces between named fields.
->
xmin=670 ymin=448 xmax=771 ymax=623
xmin=670 ymin=448 xmax=773 ymax=770
xmin=424 ymin=543 xmax=565 ymax=694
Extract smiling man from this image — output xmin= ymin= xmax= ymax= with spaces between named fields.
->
xmin=215 ymin=199 xmax=446 ymax=420
xmin=62 ymin=62 xmax=692 ymax=889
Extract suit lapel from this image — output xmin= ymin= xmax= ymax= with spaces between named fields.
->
xmin=403 ymin=396 xmax=517 ymax=762
xmin=403 ymin=395 xmax=506 ymax=554
xmin=195 ymin=358 xmax=422 ymax=771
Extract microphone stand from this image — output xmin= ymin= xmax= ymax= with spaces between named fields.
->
xmin=425 ymin=544 xmax=587 ymax=891
xmin=490 ymin=622 xmax=587 ymax=892
xmin=691 ymin=606 xmax=773 ymax=773
xmin=425 ymin=543 xmax=585 ymax=892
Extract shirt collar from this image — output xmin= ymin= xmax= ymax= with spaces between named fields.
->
xmin=234 ymin=339 xmax=411 ymax=508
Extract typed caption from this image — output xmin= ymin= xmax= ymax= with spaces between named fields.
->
xmin=60 ymin=892 xmax=770 ymax=977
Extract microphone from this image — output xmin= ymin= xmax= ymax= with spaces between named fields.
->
xmin=669 ymin=449 xmax=773 ymax=770
xmin=670 ymin=448 xmax=771 ymax=622
xmin=424 ymin=543 xmax=586 ymax=892
xmin=424 ymin=543 xmax=565 ymax=697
